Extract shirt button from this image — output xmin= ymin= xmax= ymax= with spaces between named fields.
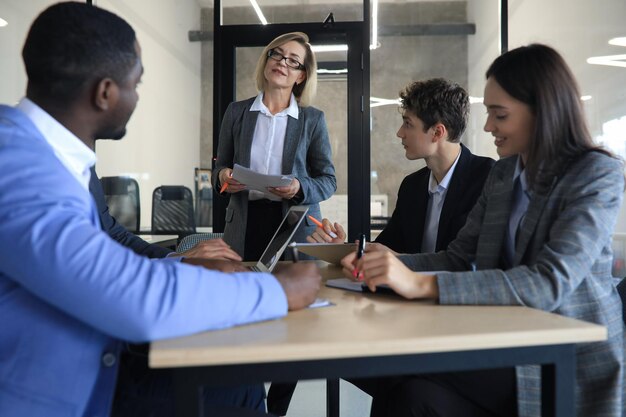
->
xmin=101 ymin=352 xmax=116 ymax=367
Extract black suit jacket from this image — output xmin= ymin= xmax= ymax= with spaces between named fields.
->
xmin=375 ymin=144 xmax=494 ymax=254
xmin=89 ymin=167 xmax=171 ymax=259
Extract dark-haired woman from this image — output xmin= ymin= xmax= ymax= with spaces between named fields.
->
xmin=342 ymin=44 xmax=623 ymax=417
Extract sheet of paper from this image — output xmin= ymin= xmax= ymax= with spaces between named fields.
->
xmin=308 ymin=297 xmax=333 ymax=309
xmin=232 ymin=164 xmax=293 ymax=201
xmin=325 ymin=278 xmax=363 ymax=292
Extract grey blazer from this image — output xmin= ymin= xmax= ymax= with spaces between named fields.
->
xmin=400 ymin=152 xmax=624 ymax=417
xmin=212 ymin=97 xmax=336 ymax=257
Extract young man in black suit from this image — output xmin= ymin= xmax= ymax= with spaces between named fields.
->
xmin=268 ymin=79 xmax=494 ymax=416
xmin=310 ymin=78 xmax=494 ymax=255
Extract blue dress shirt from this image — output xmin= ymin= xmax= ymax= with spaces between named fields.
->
xmin=0 ymin=104 xmax=288 ymax=417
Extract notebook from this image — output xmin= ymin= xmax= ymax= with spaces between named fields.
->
xmin=249 ymin=205 xmax=309 ymax=272
xmin=292 ymin=242 xmax=357 ymax=266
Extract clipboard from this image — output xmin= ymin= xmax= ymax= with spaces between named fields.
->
xmin=293 ymin=242 xmax=356 ymax=265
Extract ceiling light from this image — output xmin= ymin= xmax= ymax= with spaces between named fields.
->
xmin=371 ymin=0 xmax=379 ymax=50
xmin=249 ymin=0 xmax=267 ymax=25
xmin=469 ymin=96 xmax=484 ymax=104
xmin=587 ymin=54 xmax=626 ymax=68
xmin=370 ymin=97 xmax=401 ymax=108
xmin=609 ymin=37 xmax=626 ymax=47
xmin=0 ymin=18 xmax=8 ymax=27
xmin=311 ymin=44 xmax=348 ymax=53
xmin=581 ymin=95 xmax=592 ymax=101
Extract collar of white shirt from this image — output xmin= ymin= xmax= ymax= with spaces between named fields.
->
xmin=250 ymin=92 xmax=299 ymax=119
xmin=16 ymin=97 xmax=96 ymax=191
xmin=427 ymin=147 xmax=462 ymax=195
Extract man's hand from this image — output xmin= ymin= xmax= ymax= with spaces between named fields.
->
xmin=182 ymin=258 xmax=249 ymax=273
xmin=175 ymin=239 xmax=242 ymax=261
xmin=273 ymin=263 xmax=321 ymax=310
xmin=306 ymin=218 xmax=346 ymax=244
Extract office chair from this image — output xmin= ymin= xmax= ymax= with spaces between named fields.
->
xmin=100 ymin=176 xmax=141 ymax=233
xmin=151 ymin=185 xmax=196 ymax=236
xmin=176 ymin=233 xmax=224 ymax=253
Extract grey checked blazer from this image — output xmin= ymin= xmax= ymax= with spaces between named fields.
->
xmin=212 ymin=97 xmax=336 ymax=257
xmin=400 ymin=152 xmax=624 ymax=417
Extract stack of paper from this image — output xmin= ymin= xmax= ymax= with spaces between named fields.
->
xmin=232 ymin=164 xmax=293 ymax=201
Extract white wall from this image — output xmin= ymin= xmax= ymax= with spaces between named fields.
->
xmin=96 ymin=0 xmax=202 ymax=229
xmin=0 ymin=0 xmax=202 ymax=230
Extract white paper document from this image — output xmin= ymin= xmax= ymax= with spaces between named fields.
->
xmin=308 ymin=297 xmax=333 ymax=309
xmin=232 ymin=164 xmax=293 ymax=201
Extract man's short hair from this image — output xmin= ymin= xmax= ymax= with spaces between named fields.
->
xmin=22 ymin=1 xmax=137 ymax=102
xmin=399 ymin=78 xmax=469 ymax=143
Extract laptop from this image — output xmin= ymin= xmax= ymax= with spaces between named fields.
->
xmin=249 ymin=205 xmax=309 ymax=272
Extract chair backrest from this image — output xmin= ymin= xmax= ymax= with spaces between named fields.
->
xmin=151 ymin=185 xmax=196 ymax=235
xmin=176 ymin=233 xmax=225 ymax=253
xmin=100 ymin=176 xmax=141 ymax=233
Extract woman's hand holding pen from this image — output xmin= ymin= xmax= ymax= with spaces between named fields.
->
xmin=268 ymin=178 xmax=301 ymax=200
xmin=219 ymin=168 xmax=246 ymax=194
xmin=340 ymin=250 xmax=439 ymax=300
xmin=307 ymin=218 xmax=345 ymax=243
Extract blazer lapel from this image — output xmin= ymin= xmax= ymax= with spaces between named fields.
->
xmin=411 ymin=171 xmax=430 ymax=252
xmin=513 ymin=178 xmax=557 ymax=265
xmin=239 ymin=108 xmax=259 ymax=168
xmin=436 ymin=145 xmax=469 ymax=250
xmin=281 ymin=109 xmax=302 ymax=174
xmin=476 ymin=164 xmax=515 ymax=268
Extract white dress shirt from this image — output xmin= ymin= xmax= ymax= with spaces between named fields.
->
xmin=248 ymin=92 xmax=299 ymax=201
xmin=420 ymin=149 xmax=462 ymax=253
xmin=16 ymin=98 xmax=96 ymax=191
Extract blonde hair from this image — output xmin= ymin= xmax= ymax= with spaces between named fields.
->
xmin=254 ymin=32 xmax=317 ymax=107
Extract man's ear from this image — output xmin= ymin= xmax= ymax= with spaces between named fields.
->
xmin=431 ymin=123 xmax=447 ymax=143
xmin=93 ymin=78 xmax=119 ymax=111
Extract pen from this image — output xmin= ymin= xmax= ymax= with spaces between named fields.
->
xmin=307 ymin=215 xmax=338 ymax=239
xmin=354 ymin=233 xmax=366 ymax=281
xmin=290 ymin=243 xmax=299 ymax=263
xmin=219 ymin=172 xmax=232 ymax=194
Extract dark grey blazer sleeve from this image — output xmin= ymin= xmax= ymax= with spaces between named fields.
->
xmin=89 ymin=167 xmax=172 ymax=259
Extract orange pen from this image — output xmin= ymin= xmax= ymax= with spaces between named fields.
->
xmin=219 ymin=173 xmax=232 ymax=194
xmin=307 ymin=215 xmax=338 ymax=238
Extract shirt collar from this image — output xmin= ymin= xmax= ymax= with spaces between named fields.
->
xmin=250 ymin=92 xmax=300 ymax=119
xmin=16 ymin=97 xmax=96 ymax=190
xmin=427 ymin=147 xmax=462 ymax=194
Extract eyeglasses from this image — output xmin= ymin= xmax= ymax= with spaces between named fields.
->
xmin=267 ymin=49 xmax=305 ymax=71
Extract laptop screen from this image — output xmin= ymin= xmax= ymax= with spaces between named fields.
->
xmin=254 ymin=205 xmax=309 ymax=272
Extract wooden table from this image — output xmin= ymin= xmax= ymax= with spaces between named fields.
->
xmin=150 ymin=262 xmax=606 ymax=417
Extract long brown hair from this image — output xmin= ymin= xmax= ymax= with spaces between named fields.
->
xmin=486 ymin=44 xmax=611 ymax=192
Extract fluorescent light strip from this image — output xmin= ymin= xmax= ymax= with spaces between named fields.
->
xmin=587 ymin=54 xmax=626 ymax=68
xmin=370 ymin=97 xmax=401 ymax=108
xmin=609 ymin=37 xmax=626 ymax=47
xmin=317 ymin=68 xmax=348 ymax=75
xmin=0 ymin=18 xmax=7 ymax=27
xmin=311 ymin=44 xmax=348 ymax=53
xmin=249 ymin=0 xmax=267 ymax=25
xmin=371 ymin=0 xmax=379 ymax=50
